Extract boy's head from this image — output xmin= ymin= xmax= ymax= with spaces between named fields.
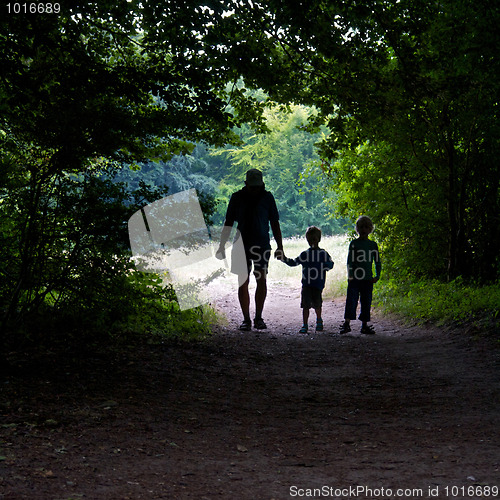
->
xmin=355 ymin=216 xmax=374 ymax=236
xmin=306 ymin=226 xmax=322 ymax=246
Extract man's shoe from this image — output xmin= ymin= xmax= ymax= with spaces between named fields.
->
xmin=253 ymin=317 xmax=267 ymax=330
xmin=239 ymin=319 xmax=252 ymax=331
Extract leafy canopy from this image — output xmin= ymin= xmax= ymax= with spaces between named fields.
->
xmin=223 ymin=0 xmax=500 ymax=281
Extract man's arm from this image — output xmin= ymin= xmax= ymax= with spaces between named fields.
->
xmin=216 ymin=220 xmax=234 ymax=259
xmin=216 ymin=193 xmax=236 ymax=259
xmin=270 ymin=220 xmax=284 ymax=260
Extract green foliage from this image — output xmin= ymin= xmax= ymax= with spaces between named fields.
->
xmin=0 ymin=116 xmax=226 ymax=348
xmin=0 ymin=143 xmax=218 ymax=345
xmin=227 ymin=0 xmax=500 ymax=283
xmin=114 ymin=273 xmax=220 ymax=342
xmin=1 ymin=2 xmax=274 ymax=347
xmin=208 ymin=103 xmax=346 ymax=236
xmin=0 ymin=142 xmax=164 ymax=336
xmin=322 ymin=141 xmax=449 ymax=278
xmin=376 ymin=276 xmax=500 ymax=329
xmin=113 ymin=145 xmax=219 ymax=226
xmin=0 ymin=2 xmax=268 ymax=168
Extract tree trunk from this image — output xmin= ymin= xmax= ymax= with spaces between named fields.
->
xmin=446 ymin=137 xmax=460 ymax=281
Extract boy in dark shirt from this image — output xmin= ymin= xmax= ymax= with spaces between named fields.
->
xmin=340 ymin=215 xmax=381 ymax=335
xmin=280 ymin=226 xmax=334 ymax=333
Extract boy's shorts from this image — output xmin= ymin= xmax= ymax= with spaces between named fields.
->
xmin=301 ymin=286 xmax=323 ymax=309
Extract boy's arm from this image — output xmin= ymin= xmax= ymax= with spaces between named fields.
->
xmin=324 ymin=251 xmax=334 ymax=270
xmin=374 ymin=243 xmax=382 ymax=281
xmin=281 ymin=250 xmax=304 ymax=267
xmin=282 ymin=255 xmax=300 ymax=267
xmin=346 ymin=241 xmax=354 ymax=279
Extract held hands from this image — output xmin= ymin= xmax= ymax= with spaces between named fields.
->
xmin=274 ymin=247 xmax=285 ymax=261
xmin=217 ymin=246 xmax=286 ymax=261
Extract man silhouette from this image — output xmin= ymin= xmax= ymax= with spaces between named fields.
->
xmin=217 ymin=169 xmax=283 ymax=330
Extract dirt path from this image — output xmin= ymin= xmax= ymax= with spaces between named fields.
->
xmin=1 ymin=283 xmax=499 ymax=499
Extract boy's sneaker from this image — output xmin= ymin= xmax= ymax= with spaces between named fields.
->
xmin=361 ymin=325 xmax=376 ymax=335
xmin=339 ymin=321 xmax=351 ymax=334
xmin=299 ymin=324 xmax=308 ymax=334
xmin=315 ymin=319 xmax=324 ymax=332
xmin=253 ymin=317 xmax=267 ymax=330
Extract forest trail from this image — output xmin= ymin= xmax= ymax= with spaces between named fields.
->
xmin=1 ymin=282 xmax=499 ymax=499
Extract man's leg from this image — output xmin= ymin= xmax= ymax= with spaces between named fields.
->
xmin=238 ymin=276 xmax=251 ymax=322
xmin=235 ymin=248 xmax=252 ymax=330
xmin=254 ymin=270 xmax=267 ymax=320
xmin=253 ymin=247 xmax=270 ymax=327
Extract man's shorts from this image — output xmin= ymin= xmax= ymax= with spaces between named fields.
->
xmin=231 ymin=245 xmax=271 ymax=278
xmin=301 ymin=286 xmax=323 ymax=309
xmin=246 ymin=246 xmax=271 ymax=275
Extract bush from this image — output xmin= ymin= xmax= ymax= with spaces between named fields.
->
xmin=375 ymin=275 xmax=500 ymax=328
xmin=0 ymin=150 xmax=219 ymax=350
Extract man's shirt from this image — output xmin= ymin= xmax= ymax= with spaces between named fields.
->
xmin=225 ymin=188 xmax=279 ymax=249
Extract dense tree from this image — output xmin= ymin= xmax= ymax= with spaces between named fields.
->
xmin=207 ymin=103 xmax=345 ymax=236
xmin=112 ymin=147 xmax=219 ymax=226
xmin=0 ymin=1 xmax=268 ymax=341
xmin=1 ymin=0 xmax=498 ymax=348
xmin=1 ymin=1 xmax=270 ymax=167
xmin=218 ymin=0 xmax=500 ymax=282
xmin=0 ymin=153 xmax=167 ymax=335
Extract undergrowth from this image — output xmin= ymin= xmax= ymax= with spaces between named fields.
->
xmin=111 ymin=273 xmax=222 ymax=343
xmin=374 ymin=275 xmax=500 ymax=333
xmin=2 ymin=271 xmax=220 ymax=357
